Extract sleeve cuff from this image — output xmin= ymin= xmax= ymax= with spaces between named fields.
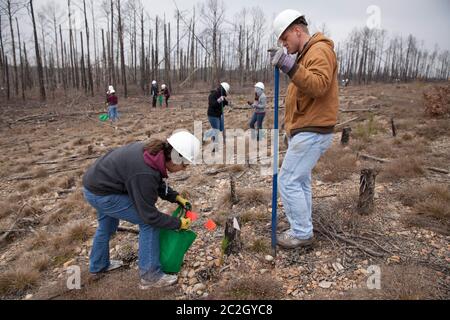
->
xmin=288 ymin=63 xmax=300 ymax=79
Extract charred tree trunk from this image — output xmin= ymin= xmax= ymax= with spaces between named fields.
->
xmin=117 ymin=0 xmax=127 ymax=97
xmin=7 ymin=0 xmax=19 ymax=96
xmin=140 ymin=10 xmax=145 ymax=93
xmin=391 ymin=118 xmax=397 ymax=137
xmin=230 ymin=173 xmax=239 ymax=207
xmin=80 ymin=32 xmax=87 ymax=94
xmin=102 ymin=29 xmax=107 ymax=86
xmin=223 ymin=217 xmax=242 ymax=256
xmin=0 ymin=15 xmax=4 ymax=85
xmin=154 ymin=16 xmax=159 ymax=81
xmin=15 ymin=17 xmax=25 ymax=100
xmin=341 ymin=127 xmax=352 ymax=145
xmin=357 ymin=169 xmax=377 ymax=215
xmin=52 ymin=13 xmax=60 ymax=86
xmin=5 ymin=56 xmax=10 ymax=100
xmin=60 ymin=25 xmax=67 ymax=92
xmin=110 ymin=0 xmax=115 ymax=86
xmin=83 ymin=0 xmax=94 ymax=96
xmin=30 ymin=0 xmax=46 ymax=101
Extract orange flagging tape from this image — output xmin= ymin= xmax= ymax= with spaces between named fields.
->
xmin=204 ymin=219 xmax=217 ymax=231
xmin=185 ymin=211 xmax=199 ymax=222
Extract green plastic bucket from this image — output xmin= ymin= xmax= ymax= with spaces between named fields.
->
xmin=99 ymin=114 xmax=109 ymax=122
xmin=160 ymin=206 xmax=197 ymax=274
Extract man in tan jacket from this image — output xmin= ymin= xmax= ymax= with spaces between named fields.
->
xmin=271 ymin=10 xmax=339 ymax=249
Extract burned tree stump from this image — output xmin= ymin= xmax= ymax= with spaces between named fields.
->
xmin=391 ymin=118 xmax=397 ymax=137
xmin=357 ymin=169 xmax=378 ymax=215
xmin=230 ymin=174 xmax=239 ymax=207
xmin=341 ymin=127 xmax=352 ymax=145
xmin=223 ymin=217 xmax=242 ymax=256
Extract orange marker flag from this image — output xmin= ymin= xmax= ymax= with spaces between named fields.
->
xmin=185 ymin=211 xmax=199 ymax=222
xmin=205 ymin=219 xmax=217 ymax=231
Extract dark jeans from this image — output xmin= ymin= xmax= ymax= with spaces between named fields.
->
xmin=249 ymin=112 xmax=266 ymax=140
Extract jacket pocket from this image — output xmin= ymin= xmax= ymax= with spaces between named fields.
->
xmin=295 ymin=95 xmax=307 ymax=116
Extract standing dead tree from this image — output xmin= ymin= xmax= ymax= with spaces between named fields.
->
xmin=117 ymin=0 xmax=126 ymax=97
xmin=83 ymin=0 xmax=94 ymax=96
xmin=200 ymin=0 xmax=225 ymax=86
xmin=29 ymin=0 xmax=46 ymax=100
xmin=357 ymin=169 xmax=378 ymax=215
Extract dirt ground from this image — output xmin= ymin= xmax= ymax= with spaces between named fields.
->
xmin=0 ymin=82 xmax=449 ymax=300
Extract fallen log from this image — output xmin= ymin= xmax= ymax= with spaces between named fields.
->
xmin=358 ymin=153 xmax=449 ymax=175
xmin=335 ymin=117 xmax=360 ymax=131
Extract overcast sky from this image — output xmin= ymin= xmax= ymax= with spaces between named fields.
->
xmin=29 ymin=0 xmax=450 ymax=51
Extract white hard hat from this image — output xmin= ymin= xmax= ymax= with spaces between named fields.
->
xmin=107 ymin=85 xmax=115 ymax=94
xmin=152 ymin=80 xmax=157 ymax=85
xmin=273 ymin=9 xmax=304 ymax=40
xmin=220 ymin=82 xmax=230 ymax=95
xmin=255 ymin=82 xmax=265 ymax=91
xmin=162 ymin=84 xmax=167 ymax=89
xmin=167 ymin=131 xmax=201 ymax=164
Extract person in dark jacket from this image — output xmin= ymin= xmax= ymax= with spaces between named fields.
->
xmin=205 ymin=82 xmax=230 ymax=151
xmin=161 ymin=84 xmax=171 ymax=108
xmin=151 ymin=80 xmax=158 ymax=108
xmin=83 ymin=131 xmax=201 ymax=289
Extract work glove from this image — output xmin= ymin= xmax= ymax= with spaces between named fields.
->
xmin=180 ymin=218 xmax=192 ymax=230
xmin=176 ymin=195 xmax=192 ymax=211
xmin=217 ymin=96 xmax=225 ymax=104
xmin=270 ymin=47 xmax=296 ymax=74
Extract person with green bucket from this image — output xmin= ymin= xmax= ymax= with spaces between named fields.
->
xmin=83 ymin=131 xmax=201 ymax=289
xmin=106 ymin=86 xmax=119 ymax=126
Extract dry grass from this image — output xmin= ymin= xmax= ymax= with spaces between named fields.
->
xmin=228 ymin=165 xmax=245 ymax=174
xmin=0 ymin=202 xmax=20 ymax=220
xmin=43 ymin=209 xmax=70 ymax=226
xmin=210 ymin=275 xmax=284 ymax=300
xmin=315 ymin=147 xmax=358 ymax=182
xmin=17 ymin=181 xmax=32 ymax=192
xmin=0 ymin=268 xmax=40 ymax=297
xmin=218 ymin=188 xmax=271 ymax=209
xmin=33 ymin=167 xmax=49 ymax=178
xmin=398 ymin=183 xmax=450 ymax=235
xmin=72 ymin=138 xmax=89 ymax=147
xmin=64 ymin=221 xmax=94 ymax=243
xmin=415 ymin=184 xmax=450 ymax=218
xmin=28 ymin=230 xmax=52 ymax=250
xmin=33 ymin=185 xmax=51 ymax=196
xmin=18 ymin=251 xmax=52 ymax=273
xmin=247 ymin=237 xmax=271 ymax=255
xmin=344 ymin=265 xmax=442 ymax=300
xmin=56 ymin=270 xmax=170 ymax=300
xmin=416 ymin=119 xmax=450 ymax=140
xmin=57 ymin=176 xmax=77 ymax=190
xmin=240 ymin=210 xmax=270 ymax=224
xmin=379 ymin=157 xmax=426 ymax=182
xmin=210 ymin=211 xmax=230 ymax=227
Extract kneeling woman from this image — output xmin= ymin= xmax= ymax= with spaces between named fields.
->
xmin=82 ymin=131 xmax=201 ymax=289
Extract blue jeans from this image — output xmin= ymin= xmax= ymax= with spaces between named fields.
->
xmin=83 ymin=188 xmax=164 ymax=281
xmin=107 ymin=105 xmax=119 ymax=122
xmin=249 ymin=113 xmax=266 ymax=140
xmin=279 ymin=133 xmax=333 ymax=240
xmin=204 ymin=115 xmax=225 ymax=142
